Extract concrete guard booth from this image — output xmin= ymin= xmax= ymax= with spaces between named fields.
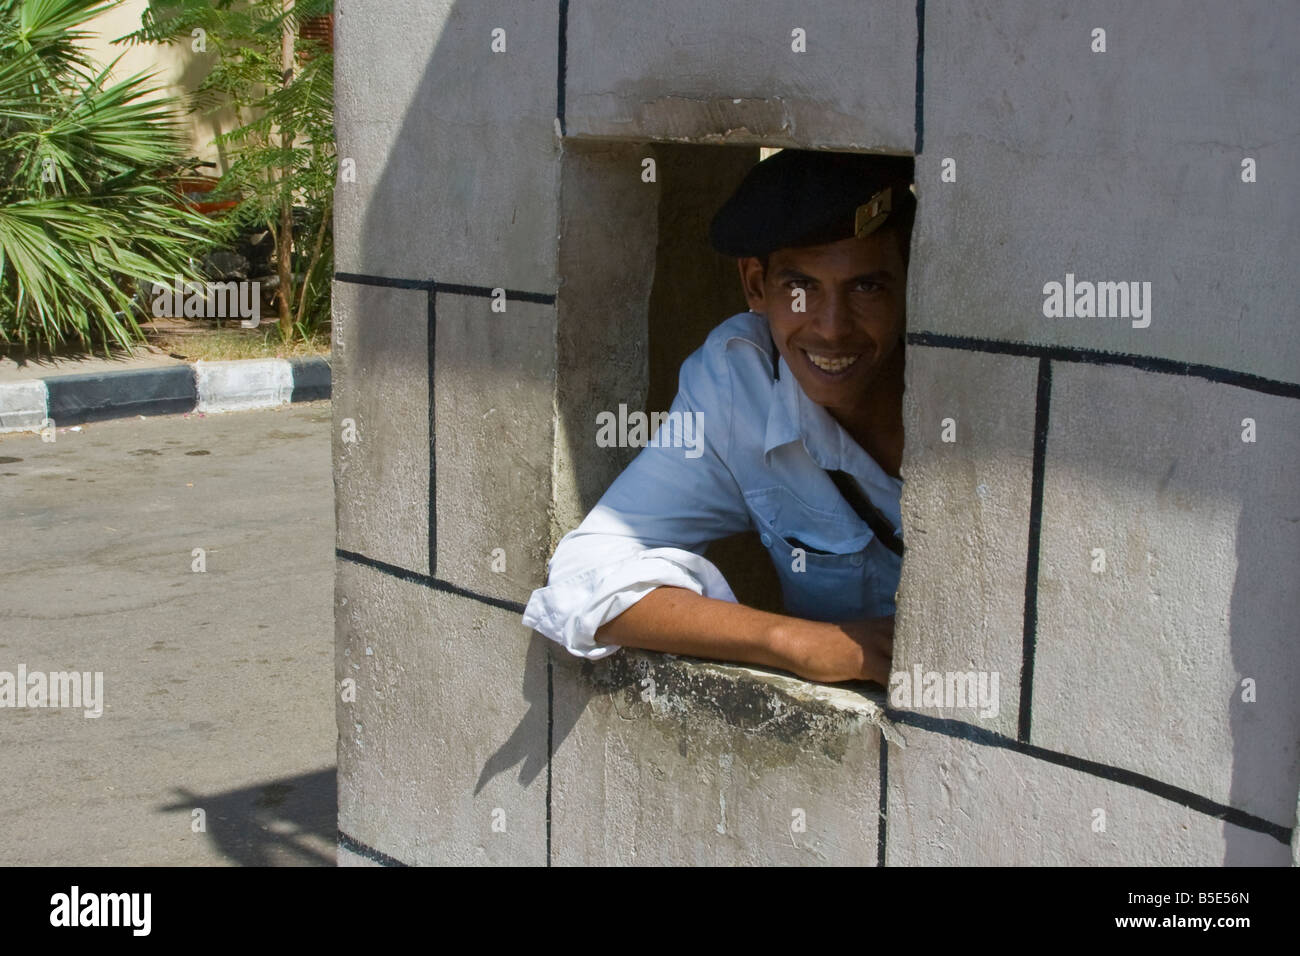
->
xmin=331 ymin=0 xmax=1299 ymax=865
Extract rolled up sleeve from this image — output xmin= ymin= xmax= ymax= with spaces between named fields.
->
xmin=522 ymin=342 xmax=751 ymax=658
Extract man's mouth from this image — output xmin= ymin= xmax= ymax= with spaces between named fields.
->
xmin=803 ymin=350 xmax=861 ymax=374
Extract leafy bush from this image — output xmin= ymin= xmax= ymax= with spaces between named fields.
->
xmin=0 ymin=0 xmax=213 ymax=353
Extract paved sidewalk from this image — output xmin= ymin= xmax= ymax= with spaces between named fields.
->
xmin=0 ymin=346 xmax=187 ymax=384
xmin=0 ymin=402 xmax=335 ymax=865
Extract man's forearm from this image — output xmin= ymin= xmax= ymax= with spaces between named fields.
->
xmin=594 ymin=586 xmax=894 ymax=684
xmin=595 ymin=586 xmax=792 ymax=671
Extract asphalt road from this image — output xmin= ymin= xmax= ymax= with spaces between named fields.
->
xmin=0 ymin=402 xmax=335 ymax=865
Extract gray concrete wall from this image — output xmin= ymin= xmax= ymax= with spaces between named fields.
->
xmin=894 ymin=0 xmax=1298 ymax=865
xmin=334 ymin=0 xmax=1298 ymax=865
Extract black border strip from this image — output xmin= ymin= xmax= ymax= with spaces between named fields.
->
xmin=876 ymin=730 xmax=889 ymax=866
xmin=337 ymin=829 xmax=409 ymax=866
xmin=1018 ymin=357 xmax=1051 ymax=742
xmin=289 ymin=357 xmax=332 ymax=402
xmin=44 ymin=366 xmax=197 ymax=426
xmin=888 ymin=709 xmax=1292 ymax=845
xmin=914 ymin=0 xmax=925 ymax=155
xmin=908 ymin=331 xmax=1300 ymax=400
xmin=556 ymin=0 xmax=569 ymax=137
xmin=337 ymin=548 xmax=527 ymax=615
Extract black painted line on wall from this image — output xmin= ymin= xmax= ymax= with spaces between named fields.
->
xmin=914 ymin=0 xmax=925 ymax=155
xmin=908 ymin=331 xmax=1300 ymax=400
xmin=876 ymin=731 xmax=889 ymax=866
xmin=556 ymin=0 xmax=569 ymax=136
xmin=427 ymin=289 xmax=438 ymax=578
xmin=333 ymin=271 xmax=433 ymax=291
xmin=336 ymin=549 xmax=527 ymax=615
xmin=546 ymin=651 xmax=554 ymax=867
xmin=333 ymin=272 xmax=557 ymax=305
xmin=887 ymin=709 xmax=1292 ymax=845
xmin=337 ymin=829 xmax=408 ymax=866
xmin=1019 ymin=357 xmax=1051 ymax=742
xmin=436 ymin=282 xmax=557 ymax=305
xmin=337 ymin=548 xmax=428 ymax=586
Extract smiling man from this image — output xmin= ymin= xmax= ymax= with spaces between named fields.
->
xmin=523 ymin=149 xmax=914 ymax=685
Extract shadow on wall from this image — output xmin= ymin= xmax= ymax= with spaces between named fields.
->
xmin=1226 ymin=438 xmax=1300 ymax=864
xmin=474 ymin=638 xmax=586 ymax=795
xmin=159 ymin=767 xmax=337 ymax=866
xmin=345 ymin=7 xmax=779 ymax=807
xmin=345 ymin=1 xmax=580 ymax=822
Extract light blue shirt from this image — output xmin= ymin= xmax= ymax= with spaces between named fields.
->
xmin=522 ymin=310 xmax=904 ymax=659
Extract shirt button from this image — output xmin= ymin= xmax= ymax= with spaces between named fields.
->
xmin=760 ymin=533 xmax=772 ymax=548
xmin=850 ymin=553 xmax=864 ymax=567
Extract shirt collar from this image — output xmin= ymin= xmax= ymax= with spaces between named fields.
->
xmin=764 ymin=354 xmax=846 ymax=469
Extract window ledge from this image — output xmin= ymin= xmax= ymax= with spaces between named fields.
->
xmin=581 ymin=647 xmax=904 ymax=752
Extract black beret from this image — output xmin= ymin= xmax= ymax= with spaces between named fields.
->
xmin=708 ymin=149 xmax=914 ymax=258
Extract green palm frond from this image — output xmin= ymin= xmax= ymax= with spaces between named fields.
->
xmin=0 ymin=0 xmax=216 ymax=352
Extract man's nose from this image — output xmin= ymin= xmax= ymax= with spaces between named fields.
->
xmin=810 ymin=287 xmax=855 ymax=341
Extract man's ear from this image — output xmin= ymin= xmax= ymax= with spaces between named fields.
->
xmin=737 ymin=257 xmax=767 ymax=315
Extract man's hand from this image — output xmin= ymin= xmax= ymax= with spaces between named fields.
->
xmin=771 ymin=616 xmax=895 ymax=685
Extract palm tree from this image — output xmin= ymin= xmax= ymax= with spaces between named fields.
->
xmin=0 ymin=0 xmax=212 ymax=354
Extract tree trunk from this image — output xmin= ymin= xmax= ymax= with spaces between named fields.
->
xmin=295 ymin=192 xmax=331 ymax=331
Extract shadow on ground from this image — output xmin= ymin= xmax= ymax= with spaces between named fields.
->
xmin=160 ymin=766 xmax=337 ymax=866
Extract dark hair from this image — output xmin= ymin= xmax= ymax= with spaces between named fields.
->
xmin=759 ymin=188 xmax=916 ymax=274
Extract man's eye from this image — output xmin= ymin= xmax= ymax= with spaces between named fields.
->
xmin=856 ymin=281 xmax=883 ymax=293
xmin=785 ymin=279 xmax=811 ymax=290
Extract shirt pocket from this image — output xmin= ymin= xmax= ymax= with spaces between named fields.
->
xmin=744 ymin=485 xmax=878 ymax=621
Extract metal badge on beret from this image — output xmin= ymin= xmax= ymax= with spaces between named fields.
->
xmin=854 ymin=187 xmax=892 ymax=239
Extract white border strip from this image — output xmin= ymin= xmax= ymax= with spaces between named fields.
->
xmin=195 ymin=359 xmax=294 ymax=413
xmin=0 ymin=381 xmax=48 ymax=433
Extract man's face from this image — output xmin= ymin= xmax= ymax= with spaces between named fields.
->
xmin=739 ymin=231 xmax=907 ymax=412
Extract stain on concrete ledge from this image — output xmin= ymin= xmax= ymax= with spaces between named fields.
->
xmin=582 ymin=649 xmax=899 ymax=763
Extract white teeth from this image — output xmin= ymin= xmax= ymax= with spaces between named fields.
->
xmin=805 ymin=351 xmax=860 ymax=373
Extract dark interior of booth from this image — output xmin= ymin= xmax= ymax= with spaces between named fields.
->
xmin=645 ymin=142 xmax=782 ymax=614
